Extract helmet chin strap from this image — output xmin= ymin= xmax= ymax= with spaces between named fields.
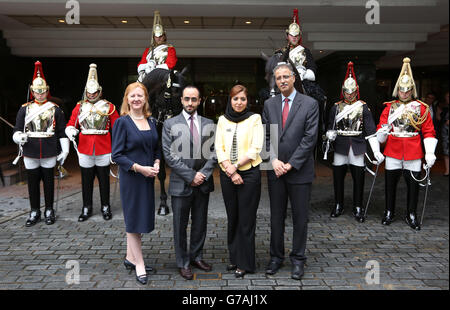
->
xmin=86 ymin=91 xmax=101 ymax=103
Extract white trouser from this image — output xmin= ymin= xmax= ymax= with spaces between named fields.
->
xmin=24 ymin=156 xmax=56 ymax=169
xmin=333 ymin=146 xmax=365 ymax=167
xmin=78 ymin=152 xmax=110 ymax=168
xmin=385 ymin=156 xmax=421 ymax=172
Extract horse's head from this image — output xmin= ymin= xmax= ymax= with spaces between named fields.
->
xmin=169 ymin=66 xmax=188 ymax=100
xmin=141 ymin=67 xmax=189 ymax=122
xmin=262 ymin=52 xmax=283 ymax=97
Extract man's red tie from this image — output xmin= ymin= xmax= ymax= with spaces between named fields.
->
xmin=282 ymin=98 xmax=289 ymax=129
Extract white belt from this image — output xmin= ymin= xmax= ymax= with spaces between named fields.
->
xmin=390 ymin=132 xmax=419 ymax=138
xmin=81 ymin=129 xmax=108 ymax=135
xmin=337 ymin=130 xmax=362 ymax=136
xmin=27 ymin=132 xmax=55 ymax=138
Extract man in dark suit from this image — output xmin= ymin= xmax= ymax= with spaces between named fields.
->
xmin=262 ymin=63 xmax=319 ymax=280
xmin=162 ymin=85 xmax=216 ymax=280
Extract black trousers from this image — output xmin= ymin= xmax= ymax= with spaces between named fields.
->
xmin=268 ymin=174 xmax=311 ymax=265
xmin=220 ymin=166 xmax=261 ymax=273
xmin=81 ymin=165 xmax=110 ymax=207
xmin=27 ymin=167 xmax=54 ymax=211
xmin=172 ymin=188 xmax=210 ymax=269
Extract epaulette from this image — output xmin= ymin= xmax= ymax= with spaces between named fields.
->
xmin=416 ymin=99 xmax=429 ymax=108
xmin=334 ymin=100 xmax=343 ymax=105
xmin=360 ymin=100 xmax=367 ymax=105
xmin=22 ymin=102 xmax=32 ymax=107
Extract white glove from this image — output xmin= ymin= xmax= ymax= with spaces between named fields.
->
xmin=368 ymin=136 xmax=385 ymax=164
xmin=423 ymin=137 xmax=438 ymax=168
xmin=303 ymin=69 xmax=316 ymax=81
xmin=326 ymin=130 xmax=337 ymax=142
xmin=57 ymin=138 xmax=70 ymax=165
xmin=297 ymin=66 xmax=306 ymax=80
xmin=65 ymin=126 xmax=79 ymax=142
xmin=376 ymin=125 xmax=390 ymax=143
xmin=13 ymin=131 xmax=28 ymax=144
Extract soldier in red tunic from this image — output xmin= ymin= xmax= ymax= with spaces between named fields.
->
xmin=137 ymin=10 xmax=177 ymax=82
xmin=65 ymin=64 xmax=119 ymax=222
xmin=376 ymin=58 xmax=437 ymax=230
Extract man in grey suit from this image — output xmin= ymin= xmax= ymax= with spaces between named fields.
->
xmin=162 ymin=85 xmax=216 ymax=280
xmin=262 ymin=63 xmax=319 ymax=280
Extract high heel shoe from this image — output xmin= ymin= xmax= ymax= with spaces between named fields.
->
xmin=124 ymin=259 xmax=156 ymax=274
xmin=226 ymin=264 xmax=237 ymax=271
xmin=135 ymin=272 xmax=148 ymax=285
xmin=235 ymin=268 xmax=246 ymax=278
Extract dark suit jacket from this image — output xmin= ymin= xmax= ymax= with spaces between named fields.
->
xmin=162 ymin=113 xmax=216 ymax=197
xmin=262 ymin=91 xmax=319 ymax=184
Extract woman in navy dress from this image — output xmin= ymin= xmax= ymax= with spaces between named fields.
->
xmin=112 ymin=82 xmax=160 ymax=285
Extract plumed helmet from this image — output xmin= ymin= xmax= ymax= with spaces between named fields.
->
xmin=286 ymin=8 xmax=302 ymax=37
xmin=83 ymin=63 xmax=102 ymax=102
xmin=392 ymin=57 xmax=417 ymax=99
xmin=30 ymin=61 xmax=49 ymax=96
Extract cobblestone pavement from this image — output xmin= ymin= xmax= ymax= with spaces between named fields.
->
xmin=0 ymin=161 xmax=448 ymax=291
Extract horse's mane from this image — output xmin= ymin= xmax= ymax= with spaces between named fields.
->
xmin=141 ymin=68 xmax=170 ymax=96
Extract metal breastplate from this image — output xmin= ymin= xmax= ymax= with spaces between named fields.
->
xmin=289 ymin=45 xmax=306 ymax=69
xmin=336 ymin=102 xmax=364 ymax=136
xmin=79 ymin=100 xmax=110 ymax=134
xmin=389 ymin=101 xmax=421 ymax=137
xmin=147 ymin=44 xmax=168 ymax=65
xmin=25 ymin=102 xmax=56 ymax=137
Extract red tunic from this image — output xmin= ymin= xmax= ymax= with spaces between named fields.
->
xmin=377 ymin=100 xmax=435 ymax=161
xmin=137 ymin=46 xmax=177 ymax=70
xmin=66 ymin=101 xmax=119 ymax=156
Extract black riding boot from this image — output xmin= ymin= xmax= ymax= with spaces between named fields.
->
xmin=79 ymin=167 xmax=94 ymax=222
xmin=404 ymin=170 xmax=421 ymax=231
xmin=331 ymin=165 xmax=347 ymax=217
xmin=41 ymin=167 xmax=55 ymax=225
xmin=350 ymin=165 xmax=366 ymax=223
xmin=96 ymin=165 xmax=112 ymax=220
xmin=25 ymin=168 xmax=42 ymax=227
xmin=382 ymin=169 xmax=402 ymax=225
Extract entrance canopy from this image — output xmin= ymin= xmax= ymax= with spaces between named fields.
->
xmin=0 ymin=0 xmax=448 ymax=67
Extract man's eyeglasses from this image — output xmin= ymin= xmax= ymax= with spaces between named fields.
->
xmin=183 ymin=97 xmax=199 ymax=103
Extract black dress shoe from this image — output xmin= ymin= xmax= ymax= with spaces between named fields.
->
xmin=78 ymin=206 xmax=92 ymax=222
xmin=25 ymin=210 xmax=41 ymax=227
xmin=352 ymin=206 xmax=365 ymax=223
xmin=179 ymin=267 xmax=193 ymax=280
xmin=101 ymin=205 xmax=112 ymax=221
xmin=330 ymin=204 xmax=344 ymax=218
xmin=265 ymin=260 xmax=282 ymax=275
xmin=235 ymin=269 xmax=246 ymax=278
xmin=44 ymin=209 xmax=55 ymax=225
xmin=405 ymin=213 xmax=421 ymax=231
xmin=123 ymin=259 xmax=156 ymax=274
xmin=135 ymin=272 xmax=148 ymax=285
xmin=382 ymin=210 xmax=395 ymax=225
xmin=291 ymin=263 xmax=304 ymax=280
xmin=191 ymin=260 xmax=212 ymax=272
xmin=226 ymin=264 xmax=237 ymax=271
